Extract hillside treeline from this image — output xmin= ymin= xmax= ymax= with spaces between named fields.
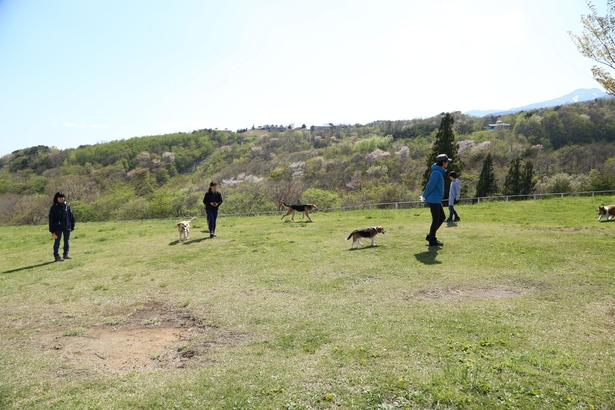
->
xmin=1 ymin=98 xmax=615 ymax=226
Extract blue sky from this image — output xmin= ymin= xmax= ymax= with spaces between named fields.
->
xmin=0 ymin=0 xmax=604 ymax=156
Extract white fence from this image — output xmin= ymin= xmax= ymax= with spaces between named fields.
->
xmin=219 ymin=190 xmax=615 ymax=217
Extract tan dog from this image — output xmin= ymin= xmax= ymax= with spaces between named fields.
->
xmin=346 ymin=226 xmax=386 ymax=249
xmin=281 ymin=202 xmax=318 ymax=222
xmin=177 ymin=217 xmax=196 ymax=241
xmin=598 ymin=205 xmax=615 ymax=221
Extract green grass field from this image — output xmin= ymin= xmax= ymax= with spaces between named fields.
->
xmin=0 ymin=196 xmax=613 ymax=409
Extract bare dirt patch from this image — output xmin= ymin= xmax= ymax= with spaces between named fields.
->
xmin=409 ymin=286 xmax=526 ymax=300
xmin=37 ymin=301 xmax=242 ymax=374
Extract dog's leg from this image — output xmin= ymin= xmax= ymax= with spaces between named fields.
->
xmin=306 ymin=212 xmax=312 ymax=222
xmin=291 ymin=210 xmax=296 ymax=222
xmin=371 ymin=237 xmax=375 ymax=246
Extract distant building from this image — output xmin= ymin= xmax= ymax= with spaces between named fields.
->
xmin=310 ymin=124 xmax=332 ymax=132
xmin=485 ymin=120 xmax=510 ymax=130
xmin=256 ymin=124 xmax=287 ymax=132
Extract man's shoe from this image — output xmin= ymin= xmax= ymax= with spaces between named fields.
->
xmin=453 ymin=218 xmax=460 ymax=222
xmin=54 ymin=255 xmax=64 ymax=262
xmin=428 ymin=239 xmax=443 ymax=246
xmin=445 ymin=218 xmax=452 ymax=223
xmin=425 ymin=234 xmax=430 ymax=241
xmin=210 ymin=234 xmax=214 ymax=238
xmin=63 ymin=254 xmax=72 ymax=259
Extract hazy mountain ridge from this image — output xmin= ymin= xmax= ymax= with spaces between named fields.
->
xmin=465 ymin=88 xmax=609 ymax=117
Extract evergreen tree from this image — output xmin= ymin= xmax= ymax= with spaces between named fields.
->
xmin=520 ymin=160 xmax=536 ymax=195
xmin=475 ymin=153 xmax=499 ymax=197
xmin=503 ymin=158 xmax=523 ymax=196
xmin=422 ymin=113 xmax=464 ymax=194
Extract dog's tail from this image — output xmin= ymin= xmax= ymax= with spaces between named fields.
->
xmin=346 ymin=232 xmax=355 ymax=240
xmin=189 ymin=217 xmax=197 ymax=223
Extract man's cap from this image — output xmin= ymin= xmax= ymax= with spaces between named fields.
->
xmin=209 ymin=181 xmax=217 ymax=186
xmin=436 ymin=154 xmax=451 ymax=163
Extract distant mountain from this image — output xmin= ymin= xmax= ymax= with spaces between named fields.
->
xmin=465 ymin=88 xmax=609 ymax=117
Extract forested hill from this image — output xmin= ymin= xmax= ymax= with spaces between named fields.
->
xmin=1 ymin=97 xmax=615 ymax=225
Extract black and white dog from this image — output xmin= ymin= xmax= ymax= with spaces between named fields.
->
xmin=346 ymin=226 xmax=386 ymax=249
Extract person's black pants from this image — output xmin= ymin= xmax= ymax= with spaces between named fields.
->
xmin=428 ymin=202 xmax=446 ymax=240
xmin=206 ymin=208 xmax=218 ymax=234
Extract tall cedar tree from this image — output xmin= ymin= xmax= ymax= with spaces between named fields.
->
xmin=504 ymin=158 xmax=535 ymax=197
xmin=475 ymin=153 xmax=499 ymax=197
xmin=503 ymin=158 xmax=523 ymax=196
xmin=422 ymin=113 xmax=464 ymax=198
xmin=520 ymin=160 xmax=536 ymax=195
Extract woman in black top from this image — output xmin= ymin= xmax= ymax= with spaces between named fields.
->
xmin=48 ymin=192 xmax=75 ymax=261
xmin=203 ymin=182 xmax=223 ymax=238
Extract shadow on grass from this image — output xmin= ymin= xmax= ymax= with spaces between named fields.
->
xmin=183 ymin=237 xmax=210 ymax=244
xmin=347 ymin=245 xmax=381 ymax=251
xmin=2 ymin=261 xmax=56 ymax=274
xmin=169 ymin=236 xmax=211 ymax=245
xmin=414 ymin=247 xmax=441 ymax=264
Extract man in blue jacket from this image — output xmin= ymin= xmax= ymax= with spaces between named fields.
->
xmin=423 ymin=154 xmax=450 ymax=246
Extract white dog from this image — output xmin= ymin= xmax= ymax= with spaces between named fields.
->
xmin=177 ymin=217 xmax=196 ymax=241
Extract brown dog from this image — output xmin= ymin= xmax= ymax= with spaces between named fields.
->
xmin=346 ymin=226 xmax=386 ymax=249
xmin=177 ymin=217 xmax=196 ymax=241
xmin=281 ymin=202 xmax=318 ymax=222
xmin=598 ymin=205 xmax=615 ymax=221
